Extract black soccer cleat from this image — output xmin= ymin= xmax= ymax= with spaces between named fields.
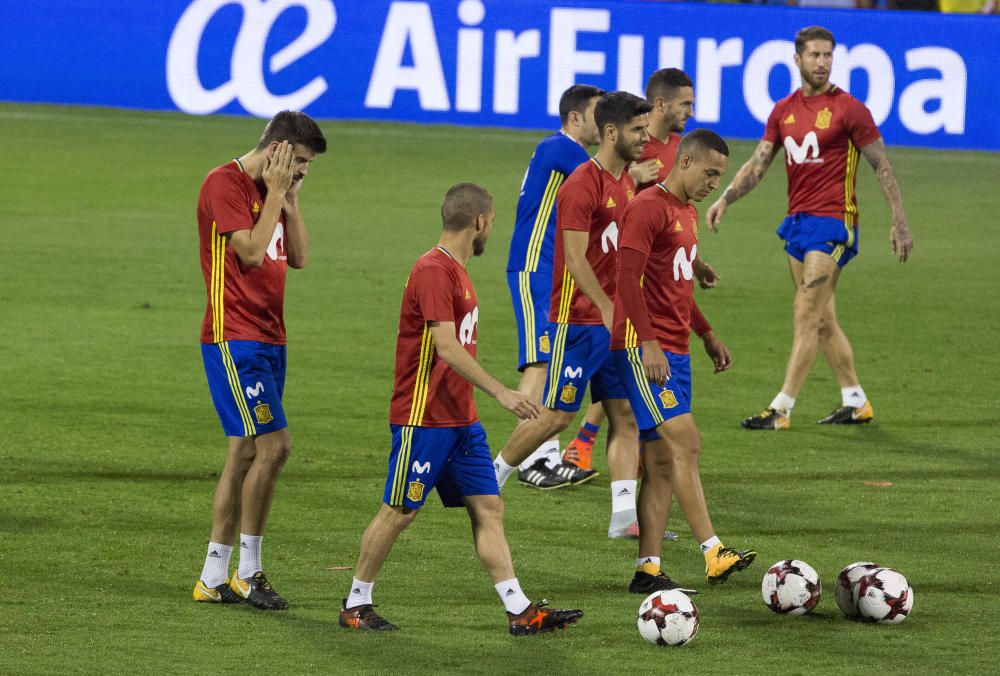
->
xmin=517 ymin=458 xmax=570 ymax=490
xmin=339 ymin=600 xmax=399 ymax=631
xmin=817 ymin=400 xmax=874 ymax=425
xmin=192 ymin=579 xmax=243 ymax=604
xmin=629 ymin=571 xmax=698 ymax=595
xmin=507 ymin=600 xmax=583 ymax=636
xmin=741 ymin=408 xmax=790 ymax=430
xmin=552 ymin=461 xmax=599 ymax=486
xmin=229 ymin=571 xmax=288 ymax=610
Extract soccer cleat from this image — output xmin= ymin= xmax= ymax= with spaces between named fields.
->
xmin=507 ymin=601 xmax=583 ymax=636
xmin=517 ymin=458 xmax=570 ymax=490
xmin=192 ymin=579 xmax=243 ymax=604
xmin=609 ymin=522 xmax=680 ymax=541
xmin=705 ymin=546 xmax=757 ymax=585
xmin=561 ymin=435 xmax=595 ymax=471
xmin=552 ymin=461 xmax=598 ymax=485
xmin=229 ymin=571 xmax=288 ymax=610
xmin=339 ymin=600 xmax=399 ymax=631
xmin=629 ymin=571 xmax=698 ymax=595
xmin=741 ymin=408 xmax=790 ymax=430
xmin=818 ymin=400 xmax=874 ymax=425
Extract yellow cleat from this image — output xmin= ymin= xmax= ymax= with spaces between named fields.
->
xmin=818 ymin=400 xmax=874 ymax=424
xmin=193 ymin=579 xmax=243 ymax=604
xmin=705 ymin=545 xmax=757 ymax=585
xmin=741 ymin=408 xmax=790 ymax=430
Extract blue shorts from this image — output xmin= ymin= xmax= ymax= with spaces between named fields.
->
xmin=778 ymin=213 xmax=859 ymax=268
xmin=383 ymin=422 xmax=499 ymax=509
xmin=542 ymin=323 xmax=629 ymax=412
xmin=612 ymin=348 xmax=692 ymax=442
xmin=507 ymin=270 xmax=552 ymax=370
xmin=201 ymin=340 xmax=288 ymax=437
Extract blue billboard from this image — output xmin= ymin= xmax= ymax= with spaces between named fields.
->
xmin=1 ymin=0 xmax=995 ymax=150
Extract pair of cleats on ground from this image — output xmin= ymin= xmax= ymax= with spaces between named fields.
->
xmin=339 ymin=599 xmax=584 ymax=635
xmin=742 ymin=401 xmax=874 ymax=430
xmin=628 ymin=545 xmax=758 ymax=595
xmin=193 ymin=571 xmax=288 ymax=610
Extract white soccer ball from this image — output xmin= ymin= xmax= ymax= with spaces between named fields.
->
xmin=835 ymin=561 xmax=880 ymax=618
xmin=761 ymin=560 xmax=822 ymax=615
xmin=637 ymin=590 xmax=699 ymax=646
xmin=855 ymin=567 xmax=914 ymax=624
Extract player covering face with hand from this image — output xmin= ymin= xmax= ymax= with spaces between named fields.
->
xmin=339 ymin=184 xmax=583 ymax=635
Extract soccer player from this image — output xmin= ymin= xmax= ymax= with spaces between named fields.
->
xmin=705 ymin=26 xmax=914 ymax=430
xmin=612 ymin=129 xmax=757 ymax=593
xmin=493 ymin=92 xmax=654 ymax=538
xmin=193 ymin=111 xmax=326 ymax=609
xmin=632 ymin=68 xmax=695 ymax=192
xmin=506 ymin=84 xmax=609 ymax=489
xmin=339 ymin=184 xmax=583 ymax=634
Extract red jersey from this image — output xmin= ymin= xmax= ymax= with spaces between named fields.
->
xmin=198 ymin=160 xmax=287 ymax=344
xmin=764 ymin=86 xmax=881 ymax=226
xmin=550 ymin=158 xmax=636 ymax=325
xmin=635 ymin=132 xmax=681 ymax=191
xmin=612 ymin=185 xmax=709 ymax=355
xmin=389 ymin=247 xmax=479 ymax=428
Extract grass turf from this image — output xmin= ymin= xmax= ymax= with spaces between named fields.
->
xmin=1 ymin=103 xmax=998 ymax=674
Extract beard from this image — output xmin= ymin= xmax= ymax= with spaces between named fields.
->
xmin=473 ymin=234 xmax=487 ymax=257
xmin=614 ymin=135 xmax=642 ymax=162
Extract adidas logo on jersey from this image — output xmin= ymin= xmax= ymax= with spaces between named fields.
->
xmin=674 ymin=220 xmax=682 ymax=232
xmin=784 ymin=114 xmax=796 ymax=124
xmin=606 ymin=197 xmax=616 ymax=208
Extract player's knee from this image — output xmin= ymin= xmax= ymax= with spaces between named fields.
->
xmin=256 ymin=439 xmax=292 ymax=467
xmin=541 ymin=408 xmax=574 ymax=437
xmin=385 ymin=504 xmax=419 ymax=530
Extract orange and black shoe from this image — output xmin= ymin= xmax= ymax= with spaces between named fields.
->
xmin=818 ymin=400 xmax=874 ymax=425
xmin=562 ymin=435 xmax=597 ymax=474
xmin=507 ymin=601 xmax=583 ymax=636
xmin=741 ymin=408 xmax=790 ymax=430
xmin=339 ymin=600 xmax=399 ymax=631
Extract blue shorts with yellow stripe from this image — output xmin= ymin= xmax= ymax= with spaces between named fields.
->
xmin=778 ymin=213 xmax=859 ymax=268
xmin=507 ymin=269 xmax=552 ymax=370
xmin=202 ymin=340 xmax=287 ymax=437
xmin=542 ymin=323 xmax=628 ymax=412
xmin=383 ymin=422 xmax=499 ymax=509
xmin=612 ymin=348 xmax=692 ymax=442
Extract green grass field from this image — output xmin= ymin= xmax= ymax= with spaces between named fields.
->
xmin=2 ymin=103 xmax=998 ymax=674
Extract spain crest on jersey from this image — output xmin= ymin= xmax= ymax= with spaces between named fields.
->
xmin=407 ymin=479 xmax=425 ymax=502
xmin=560 ymin=384 xmax=578 ymax=405
xmin=254 ymin=403 xmax=273 ymax=424
xmin=815 ymin=107 xmax=832 ymax=130
xmin=659 ymin=389 xmax=679 ymax=409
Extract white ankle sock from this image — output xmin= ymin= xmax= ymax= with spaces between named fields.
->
xmin=700 ymin=535 xmax=721 ymax=554
xmin=636 ymin=555 xmax=661 ymax=570
xmin=519 ymin=439 xmax=559 ymax=471
xmin=769 ymin=392 xmax=796 ymax=416
xmin=495 ymin=578 xmax=531 ymax=615
xmin=611 ymin=480 xmax=638 ymax=513
xmin=841 ymin=385 xmax=867 ymax=407
xmin=493 ymin=453 xmax=517 ymax=489
xmin=237 ymin=534 xmax=262 ymax=580
xmin=346 ymin=577 xmax=374 ymax=609
xmin=200 ymin=542 xmax=232 ymax=587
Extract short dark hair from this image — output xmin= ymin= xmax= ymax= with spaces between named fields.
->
xmin=795 ymin=26 xmax=835 ymax=54
xmin=558 ymin=84 xmax=606 ymax=125
xmin=257 ymin=110 xmax=327 ymax=153
xmin=644 ymin=68 xmax=693 ymax=102
xmin=594 ymin=91 xmax=653 ymax=138
xmin=677 ymin=129 xmax=730 ymax=160
xmin=441 ymin=183 xmax=493 ymax=232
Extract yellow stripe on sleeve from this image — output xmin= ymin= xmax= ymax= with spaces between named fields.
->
xmin=844 ymin=141 xmax=859 ymax=228
xmin=210 ymin=221 xmax=226 ymax=343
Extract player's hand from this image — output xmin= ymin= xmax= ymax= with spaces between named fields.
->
xmin=702 ymin=331 xmax=732 ymax=373
xmin=642 ymin=340 xmax=670 ymax=386
xmin=263 ymin=140 xmax=295 ymax=195
xmin=496 ymin=389 xmax=540 ymax=420
xmin=705 ymin=198 xmax=727 ymax=233
xmin=693 ymin=258 xmax=719 ymax=289
xmin=285 ymin=175 xmax=303 ymax=208
xmin=890 ymin=220 xmax=912 ymax=263
xmin=628 ymin=159 xmax=660 ymax=186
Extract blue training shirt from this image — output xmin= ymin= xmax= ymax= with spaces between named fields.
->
xmin=506 ymin=131 xmax=590 ymax=274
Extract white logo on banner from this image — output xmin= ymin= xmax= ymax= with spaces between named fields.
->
xmin=166 ymin=0 xmax=336 ymax=116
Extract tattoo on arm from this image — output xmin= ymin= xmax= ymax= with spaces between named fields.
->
xmin=860 ymin=139 xmax=906 ymax=220
xmin=723 ymin=140 xmax=777 ymax=205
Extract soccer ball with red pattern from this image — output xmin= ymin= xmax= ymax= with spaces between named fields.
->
xmin=835 ymin=561 xmax=881 ymax=618
xmin=761 ymin=560 xmax=822 ymax=615
xmin=637 ymin=590 xmax=699 ymax=646
xmin=855 ymin=567 xmax=914 ymax=624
